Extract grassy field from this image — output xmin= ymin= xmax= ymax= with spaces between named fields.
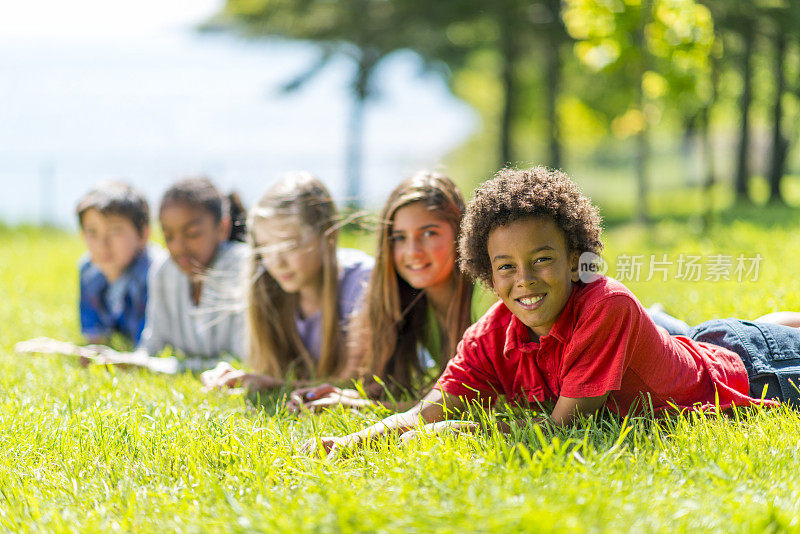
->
xmin=2 ymin=204 xmax=800 ymax=532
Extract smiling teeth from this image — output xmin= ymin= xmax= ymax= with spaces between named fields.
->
xmin=519 ymin=296 xmax=544 ymax=306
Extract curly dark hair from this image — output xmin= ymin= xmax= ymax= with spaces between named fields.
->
xmin=459 ymin=166 xmax=603 ymax=286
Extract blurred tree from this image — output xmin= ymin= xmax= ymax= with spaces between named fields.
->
xmin=511 ymin=0 xmax=572 ymax=170
xmin=761 ymin=2 xmax=800 ymax=205
xmin=703 ymin=0 xmax=760 ymax=205
xmin=396 ymin=0 xmax=571 ymax=171
xmin=698 ymin=47 xmax=721 ymax=228
xmin=702 ymin=0 xmax=800 ymax=206
xmin=206 ymin=0 xmax=795 ymax=218
xmin=207 ymin=0 xmax=405 ymax=209
xmin=208 ymin=1 xmax=582 ymax=195
xmin=564 ymin=0 xmax=714 ymax=222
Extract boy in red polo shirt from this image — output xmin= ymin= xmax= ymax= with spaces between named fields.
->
xmin=303 ymin=167 xmax=794 ymax=458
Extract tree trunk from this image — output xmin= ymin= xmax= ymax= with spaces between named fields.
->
xmin=345 ymin=49 xmax=378 ymax=211
xmin=681 ymin=115 xmax=697 ymax=187
xmin=345 ymin=90 xmax=365 ymax=210
xmin=543 ymin=0 xmax=565 ymax=171
xmin=702 ymin=56 xmax=719 ymax=232
xmin=701 ymin=106 xmax=715 ymax=230
xmin=767 ymin=31 xmax=788 ymax=205
xmin=635 ymin=0 xmax=650 ymax=224
xmin=734 ymin=23 xmax=755 ymax=204
xmin=545 ymin=32 xmax=561 ymax=169
xmin=635 ymin=125 xmax=650 ymax=224
xmin=498 ymin=18 xmax=519 ymax=169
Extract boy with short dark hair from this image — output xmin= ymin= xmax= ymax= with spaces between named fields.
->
xmin=76 ymin=181 xmax=164 ymax=344
xmin=304 ymin=166 xmax=799 ymax=457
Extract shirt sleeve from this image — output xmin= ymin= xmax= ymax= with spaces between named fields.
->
xmin=434 ymin=334 xmax=504 ymax=405
xmin=78 ymin=263 xmax=109 ymax=340
xmin=336 ymin=253 xmax=374 ymax=378
xmin=559 ymin=295 xmax=641 ymax=398
xmin=137 ymin=262 xmax=169 ymax=356
xmin=339 ymin=252 xmax=374 ymax=322
xmin=79 ymin=297 xmax=107 ymax=339
xmin=128 ymin=246 xmax=161 ymax=344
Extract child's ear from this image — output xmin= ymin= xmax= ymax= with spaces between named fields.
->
xmin=140 ymin=223 xmax=151 ymax=244
xmin=218 ymin=215 xmax=232 ymax=242
xmin=570 ymin=251 xmax=581 ymax=283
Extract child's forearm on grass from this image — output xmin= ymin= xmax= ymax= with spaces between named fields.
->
xmin=347 ymin=389 xmax=455 ymax=444
xmin=348 ymin=413 xmax=417 ymax=443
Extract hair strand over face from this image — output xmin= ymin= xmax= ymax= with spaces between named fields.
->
xmin=246 ymin=172 xmax=343 ymax=380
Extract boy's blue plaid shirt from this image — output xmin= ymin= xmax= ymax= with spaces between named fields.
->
xmin=79 ymin=246 xmax=161 ymax=344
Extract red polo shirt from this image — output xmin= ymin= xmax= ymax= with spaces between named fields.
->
xmin=436 ymin=277 xmax=775 ymax=416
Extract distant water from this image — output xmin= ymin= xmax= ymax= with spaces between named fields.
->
xmin=0 ymin=32 xmax=475 ymax=228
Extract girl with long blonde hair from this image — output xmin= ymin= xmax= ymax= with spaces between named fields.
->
xmin=203 ymin=172 xmax=373 ymax=390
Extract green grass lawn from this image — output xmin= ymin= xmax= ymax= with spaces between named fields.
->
xmin=2 ymin=210 xmax=800 ymax=533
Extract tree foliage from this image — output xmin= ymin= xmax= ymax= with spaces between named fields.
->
xmin=209 ymin=0 xmax=800 ymax=215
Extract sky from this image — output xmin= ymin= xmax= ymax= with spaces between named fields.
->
xmin=0 ymin=0 xmax=476 ymax=226
xmin=0 ymin=0 xmax=221 ymax=39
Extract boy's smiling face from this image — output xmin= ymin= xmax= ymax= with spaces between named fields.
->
xmin=81 ymin=208 xmax=148 ymax=282
xmin=487 ymin=216 xmax=580 ymax=340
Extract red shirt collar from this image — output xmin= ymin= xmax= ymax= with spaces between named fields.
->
xmin=502 ymin=282 xmax=583 ymax=357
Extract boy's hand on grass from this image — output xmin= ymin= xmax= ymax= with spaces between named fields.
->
xmin=300 ymin=419 xmax=476 ymax=460
xmin=399 ymin=420 xmax=480 ymax=444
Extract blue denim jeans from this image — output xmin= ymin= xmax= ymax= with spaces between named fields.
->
xmin=688 ymin=319 xmax=800 ymax=405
